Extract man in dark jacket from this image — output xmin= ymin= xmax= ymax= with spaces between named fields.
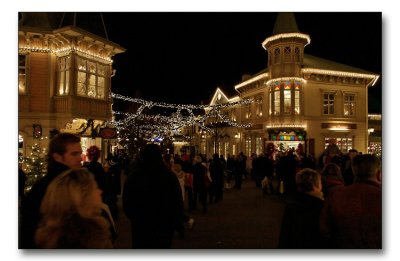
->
xmin=19 ymin=133 xmax=82 ymax=248
xmin=320 ymin=154 xmax=382 ymax=248
xmin=122 ymin=144 xmax=184 ymax=248
xmin=278 ymin=168 xmax=325 ymax=248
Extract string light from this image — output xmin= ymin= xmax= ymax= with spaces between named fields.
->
xmin=111 ymin=92 xmax=253 ymax=141
xmin=262 ymin=33 xmax=311 ymax=49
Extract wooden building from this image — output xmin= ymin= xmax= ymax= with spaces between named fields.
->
xmin=197 ymin=13 xmax=380 ymax=159
xmin=18 ymin=13 xmax=126 ymax=162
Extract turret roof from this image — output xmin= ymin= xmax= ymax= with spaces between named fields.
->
xmin=272 ymin=12 xmax=300 ymax=35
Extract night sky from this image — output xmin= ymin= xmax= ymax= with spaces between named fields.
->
xmin=67 ymin=12 xmax=382 ymax=112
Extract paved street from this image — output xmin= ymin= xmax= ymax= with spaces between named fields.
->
xmin=114 ymin=177 xmax=286 ymax=249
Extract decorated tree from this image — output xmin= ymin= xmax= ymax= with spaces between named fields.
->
xmin=22 ymin=137 xmax=48 ymax=194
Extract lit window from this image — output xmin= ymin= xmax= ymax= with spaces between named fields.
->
xmin=255 ymin=137 xmax=262 ymax=155
xmin=76 ymin=56 xmax=107 ymax=99
xmin=256 ymin=97 xmax=263 ymax=117
xmin=269 ymin=91 xmax=272 ymax=115
xmin=324 ymin=137 xmax=352 ymax=153
xmin=294 ymin=81 xmax=301 ymax=115
xmin=231 ymin=109 xmax=236 ymax=121
xmin=18 ymin=54 xmax=26 ymax=94
xmin=245 ymin=137 xmax=252 ymax=157
xmin=57 ymin=56 xmax=71 ymax=95
xmin=274 ymin=83 xmax=280 ymax=116
xmin=246 ymin=104 xmax=252 ymax=119
xmin=323 ymin=93 xmax=335 ymax=115
xmin=284 ymin=81 xmax=291 ymax=114
xmin=344 ymin=93 xmax=355 ymax=116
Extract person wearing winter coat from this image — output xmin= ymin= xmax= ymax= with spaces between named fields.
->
xmin=278 ymin=168 xmax=325 ymax=248
xmin=20 ymin=133 xmax=82 ymax=248
xmin=320 ymin=154 xmax=382 ymax=248
xmin=122 ymin=144 xmax=184 ymax=248
xmin=35 ymin=168 xmax=112 ymax=248
xmin=192 ymin=155 xmax=209 ymax=213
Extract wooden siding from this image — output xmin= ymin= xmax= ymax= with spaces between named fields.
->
xmin=54 ymin=96 xmax=111 ymax=120
xmin=28 ymin=53 xmax=49 ymax=112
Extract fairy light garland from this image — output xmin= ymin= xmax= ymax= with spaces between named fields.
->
xmin=111 ymin=92 xmax=253 ymax=140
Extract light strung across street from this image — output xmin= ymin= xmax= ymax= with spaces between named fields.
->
xmin=110 ymin=92 xmax=253 ymax=141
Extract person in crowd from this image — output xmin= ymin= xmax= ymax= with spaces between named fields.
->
xmin=320 ymin=154 xmax=382 ymax=248
xmin=276 ymin=149 xmax=298 ymax=197
xmin=323 ymin=139 xmax=341 ymax=166
xmin=20 ymin=133 xmax=82 ymax=248
xmin=320 ymin=163 xmax=344 ymax=198
xmin=209 ymin=153 xmax=224 ymax=203
xmin=163 ymin=153 xmax=173 ymax=170
xmin=234 ymin=152 xmax=247 ymax=189
xmin=84 ymin=145 xmax=111 ymax=205
xmin=341 ymin=149 xmax=358 ymax=186
xmin=35 ymin=168 xmax=113 ymax=248
xmin=278 ymin=168 xmax=325 ymax=248
xmin=171 ymin=163 xmax=195 ymax=236
xmin=105 ymin=155 xmax=122 ymax=220
xmin=192 ymin=155 xmax=209 ymax=213
xmin=180 ymin=154 xmax=195 ymax=212
xmin=225 ymin=154 xmax=235 ymax=185
xmin=252 ymin=154 xmax=262 ymax=187
xmin=122 ymin=144 xmax=184 ymax=248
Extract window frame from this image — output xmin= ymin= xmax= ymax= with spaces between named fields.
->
xmin=323 ymin=92 xmax=336 ymax=115
xmin=76 ymin=56 xmax=108 ymax=99
xmin=343 ymin=93 xmax=356 ymax=117
xmin=18 ymin=54 xmax=27 ymax=95
xmin=57 ymin=55 xmax=71 ymax=96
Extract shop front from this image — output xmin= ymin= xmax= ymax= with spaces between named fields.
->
xmin=266 ymin=128 xmax=306 ymax=154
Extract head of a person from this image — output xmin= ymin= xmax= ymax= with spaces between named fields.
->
xmin=348 ymin=149 xmax=359 ymax=159
xmin=163 ymin=153 xmax=172 ymax=163
xmin=171 ymin=163 xmax=182 ymax=174
xmin=213 ymin=153 xmax=219 ymax=161
xmin=295 ymin=168 xmax=322 ymax=193
xmin=351 ymin=154 xmax=381 ymax=182
xmin=48 ymin=133 xmax=82 ymax=169
xmin=140 ymin=144 xmax=163 ymax=165
xmin=321 ymin=163 xmax=343 ymax=181
xmin=40 ymin=168 xmax=103 ymax=222
xmin=87 ymin=145 xmax=101 ymax=162
xmin=193 ymin=155 xmax=202 ymax=164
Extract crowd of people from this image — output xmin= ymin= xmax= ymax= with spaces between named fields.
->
xmin=18 ymin=132 xmax=382 ymax=249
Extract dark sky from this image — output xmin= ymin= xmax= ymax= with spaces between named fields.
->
xmin=94 ymin=12 xmax=382 ymax=112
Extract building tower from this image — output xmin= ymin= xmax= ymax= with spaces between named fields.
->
xmin=262 ymin=12 xmax=310 ymax=126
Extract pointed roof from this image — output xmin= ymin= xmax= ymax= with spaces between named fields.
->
xmin=262 ymin=12 xmax=310 ymax=49
xmin=272 ymin=12 xmax=299 ymax=35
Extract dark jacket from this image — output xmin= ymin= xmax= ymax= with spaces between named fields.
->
xmin=19 ymin=161 xmax=70 ymax=248
xmin=84 ymin=161 xmax=110 ymax=202
xmin=320 ymin=180 xmax=382 ymax=248
xmin=122 ymin=163 xmax=184 ymax=248
xmin=192 ymin=162 xmax=208 ymax=191
xmin=278 ymin=192 xmax=325 ymax=248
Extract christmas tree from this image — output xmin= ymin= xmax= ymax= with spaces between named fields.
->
xmin=22 ymin=136 xmax=48 ymax=194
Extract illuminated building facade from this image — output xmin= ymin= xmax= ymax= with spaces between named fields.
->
xmin=18 ymin=13 xmax=126 ymax=162
xmin=199 ymin=13 xmax=380 ymax=159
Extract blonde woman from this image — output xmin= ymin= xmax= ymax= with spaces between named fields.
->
xmin=35 ymin=168 xmax=113 ymax=248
